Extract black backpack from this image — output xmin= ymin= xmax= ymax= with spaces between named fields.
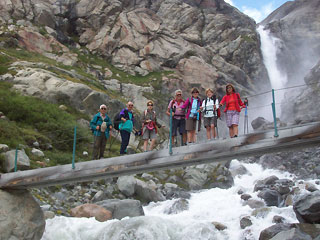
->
xmin=113 ymin=109 xmax=129 ymax=131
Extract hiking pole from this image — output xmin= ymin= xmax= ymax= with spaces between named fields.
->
xmin=244 ymin=98 xmax=249 ymax=135
xmin=169 ymin=108 xmax=173 ymax=155
xmin=108 ymin=130 xmax=120 ymax=155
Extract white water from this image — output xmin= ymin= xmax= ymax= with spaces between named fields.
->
xmin=41 ymin=160 xmax=317 ymax=240
xmin=257 ymin=25 xmax=287 ymax=91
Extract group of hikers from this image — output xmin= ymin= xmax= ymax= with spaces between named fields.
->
xmin=90 ymin=83 xmax=247 ymax=159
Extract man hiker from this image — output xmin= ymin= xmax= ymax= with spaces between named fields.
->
xmin=119 ymin=101 xmax=134 ymax=154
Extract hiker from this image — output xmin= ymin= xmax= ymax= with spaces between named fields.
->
xmin=179 ymin=87 xmax=202 ymax=144
xmin=219 ymin=83 xmax=245 ymax=138
xmin=200 ymin=88 xmax=220 ymax=140
xmin=90 ymin=104 xmax=113 ymax=159
xmin=119 ymin=101 xmax=134 ymax=154
xmin=166 ymin=89 xmax=187 ymax=146
xmin=142 ymin=100 xmax=163 ymax=152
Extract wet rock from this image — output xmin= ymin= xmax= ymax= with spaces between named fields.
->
xmin=212 ymin=221 xmax=227 ymax=231
xmin=251 ymin=117 xmax=271 ymax=130
xmin=247 ymin=199 xmax=265 ymax=209
xmin=44 ymin=211 xmax=55 ymax=219
xmin=251 ymin=207 xmax=271 ymax=218
xmin=272 ymin=215 xmax=286 ymax=224
xmin=70 ymin=203 xmax=112 ymax=222
xmin=258 ymin=189 xmax=281 ymax=207
xmin=31 ymin=148 xmax=45 ymax=157
xmin=241 ymin=194 xmax=252 ymax=201
xmin=305 ymin=182 xmax=318 ymax=192
xmin=96 ymin=199 xmax=144 ymax=220
xmin=91 ymin=190 xmax=105 ymax=203
xmin=229 ymin=161 xmax=248 ymax=177
xmin=164 ymin=198 xmax=189 ymax=215
xmin=135 ymin=179 xmax=165 ymax=203
xmin=293 ymin=191 xmax=320 ymax=223
xmin=259 ymin=223 xmax=293 ymax=240
xmin=240 ymin=216 xmax=252 ymax=229
xmin=269 ymin=228 xmax=312 ymax=240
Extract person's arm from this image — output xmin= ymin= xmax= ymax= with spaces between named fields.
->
xmin=237 ymin=93 xmax=245 ymax=108
xmin=166 ymin=100 xmax=173 ymax=116
xmin=90 ymin=115 xmax=100 ymax=131
xmin=220 ymin=96 xmax=226 ymax=106
xmin=215 ymin=99 xmax=219 ymax=109
xmin=120 ymin=109 xmax=127 ymax=122
xmin=180 ymin=98 xmax=189 ymax=109
xmin=106 ymin=115 xmax=113 ymax=129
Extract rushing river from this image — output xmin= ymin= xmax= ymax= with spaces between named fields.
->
xmin=41 ymin=160 xmax=318 ymax=240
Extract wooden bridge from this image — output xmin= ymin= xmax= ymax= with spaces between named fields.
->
xmin=1 ymin=121 xmax=320 ymax=190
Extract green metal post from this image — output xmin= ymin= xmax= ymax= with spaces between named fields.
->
xmin=271 ymin=89 xmax=279 ymax=137
xmin=169 ymin=108 xmax=173 ymax=155
xmin=14 ymin=147 xmax=18 ymax=172
xmin=72 ymin=126 xmax=77 ymax=169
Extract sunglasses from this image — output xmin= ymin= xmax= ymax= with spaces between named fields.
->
xmin=192 ymin=92 xmax=199 ymax=94
xmin=128 ymin=104 xmax=133 ymax=107
xmin=100 ymin=108 xmax=106 ymax=110
xmin=148 ymin=104 xmax=153 ymax=106
xmin=176 ymin=94 xmax=182 ymax=96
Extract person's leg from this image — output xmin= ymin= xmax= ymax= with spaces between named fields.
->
xmin=120 ymin=130 xmax=130 ymax=154
xmin=211 ymin=124 xmax=216 ymax=139
xmin=180 ymin=119 xmax=187 ymax=145
xmin=229 ymin=127 xmax=234 ymax=137
xmin=143 ymin=140 xmax=148 ymax=151
xmin=92 ymin=135 xmax=102 ymax=159
xmin=191 ymin=130 xmax=196 ymax=143
xmin=206 ymin=127 xmax=211 ymax=139
xmin=99 ymin=135 xmax=107 ymax=159
xmin=187 ymin=131 xmax=193 ymax=143
xmin=150 ymin=139 xmax=156 ymax=150
xmin=233 ymin=124 xmax=239 ymax=137
xmin=172 ymin=119 xmax=178 ymax=146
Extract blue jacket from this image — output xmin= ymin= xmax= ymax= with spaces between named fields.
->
xmin=90 ymin=113 xmax=112 ymax=138
xmin=119 ymin=108 xmax=134 ymax=133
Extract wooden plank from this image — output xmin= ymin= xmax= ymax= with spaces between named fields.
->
xmin=0 ymin=122 xmax=320 ymax=189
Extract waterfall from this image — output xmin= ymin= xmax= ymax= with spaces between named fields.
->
xmin=257 ymin=25 xmax=287 ymax=90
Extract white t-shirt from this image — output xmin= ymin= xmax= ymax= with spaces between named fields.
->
xmin=202 ymin=98 xmax=219 ymax=118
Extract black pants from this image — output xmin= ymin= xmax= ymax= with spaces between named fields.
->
xmin=120 ymin=130 xmax=130 ymax=154
xmin=92 ymin=135 xmax=107 ymax=159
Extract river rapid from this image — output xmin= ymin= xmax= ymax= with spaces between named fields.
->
xmin=41 ymin=160 xmax=318 ymax=240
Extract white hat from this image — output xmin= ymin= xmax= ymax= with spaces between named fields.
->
xmin=100 ymin=104 xmax=107 ymax=109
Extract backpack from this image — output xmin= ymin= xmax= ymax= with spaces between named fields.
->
xmin=113 ymin=109 xmax=129 ymax=131
xmin=204 ymin=95 xmax=221 ymax=118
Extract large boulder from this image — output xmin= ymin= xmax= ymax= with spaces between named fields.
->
xmin=135 ymin=179 xmax=166 ymax=203
xmin=0 ymin=189 xmax=45 ymax=240
xmin=70 ymin=203 xmax=112 ymax=222
xmin=2 ymin=149 xmax=30 ymax=172
xmin=96 ymin=199 xmax=144 ymax=220
xmin=293 ymin=191 xmax=320 ymax=223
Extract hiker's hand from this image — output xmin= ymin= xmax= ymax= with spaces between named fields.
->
xmin=177 ymin=108 xmax=182 ymax=111
xmin=197 ymin=110 xmax=201 ymax=113
xmin=96 ymin=126 xmax=100 ymax=130
xmin=109 ymin=126 xmax=113 ymax=130
xmin=171 ymin=112 xmax=175 ymax=116
xmin=146 ymin=119 xmax=151 ymax=123
xmin=200 ymin=106 xmax=203 ymax=111
xmin=214 ymin=105 xmax=216 ymax=110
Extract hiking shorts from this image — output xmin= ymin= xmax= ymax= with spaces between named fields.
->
xmin=142 ymin=128 xmax=157 ymax=140
xmin=226 ymin=110 xmax=240 ymax=127
xmin=204 ymin=116 xmax=217 ymax=128
xmin=172 ymin=118 xmax=186 ymax=136
xmin=186 ymin=118 xmax=197 ymax=131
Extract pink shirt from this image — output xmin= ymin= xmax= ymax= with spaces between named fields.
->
xmin=168 ymin=99 xmax=185 ymax=119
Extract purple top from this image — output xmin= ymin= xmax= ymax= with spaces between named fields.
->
xmin=180 ymin=97 xmax=202 ymax=120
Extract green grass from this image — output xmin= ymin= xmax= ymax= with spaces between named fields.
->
xmin=0 ymin=81 xmax=124 ymax=171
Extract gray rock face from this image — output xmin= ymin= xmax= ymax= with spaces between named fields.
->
xmin=258 ymin=189 xmax=281 ymax=207
xmin=2 ymin=149 xmax=30 ymax=172
xmin=261 ymin=0 xmax=320 ymax=85
xmin=164 ymin=198 xmax=189 ymax=215
xmin=0 ymin=189 xmax=45 ymax=240
xmin=293 ymin=191 xmax=320 ymax=224
xmin=0 ymin=0 xmax=269 ymax=97
xmin=96 ymin=199 xmax=144 ymax=220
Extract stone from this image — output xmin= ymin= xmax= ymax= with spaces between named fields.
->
xmin=259 ymin=223 xmax=293 ymax=240
xmin=251 ymin=117 xmax=271 ymax=130
xmin=0 ymin=189 xmax=45 ymax=240
xmin=2 ymin=149 xmax=30 ymax=172
xmin=96 ymin=199 xmax=144 ymax=220
xmin=241 ymin=194 xmax=252 ymax=201
xmin=229 ymin=161 xmax=248 ymax=177
xmin=272 ymin=215 xmax=286 ymax=224
xmin=0 ymin=144 xmax=9 ymax=153
xmin=31 ymin=148 xmax=45 ymax=157
xmin=247 ymin=199 xmax=265 ymax=209
xmin=33 ymin=141 xmax=40 ymax=148
xmin=212 ymin=221 xmax=227 ymax=231
xmin=293 ymin=191 xmax=320 ymax=223
xmin=164 ymin=198 xmax=189 ymax=215
xmin=258 ymin=189 xmax=281 ymax=207
xmin=240 ymin=216 xmax=252 ymax=229
xmin=70 ymin=203 xmax=112 ymax=222
xmin=116 ymin=176 xmax=136 ymax=197
xmin=44 ymin=211 xmax=55 ymax=219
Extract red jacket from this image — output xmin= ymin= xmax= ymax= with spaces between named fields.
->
xmin=220 ymin=93 xmax=245 ymax=113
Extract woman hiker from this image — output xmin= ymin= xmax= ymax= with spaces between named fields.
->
xmin=141 ymin=100 xmax=163 ymax=152
xmin=219 ymin=83 xmax=245 ymax=138
xmin=90 ymin=104 xmax=113 ymax=159
xmin=119 ymin=101 xmax=134 ymax=154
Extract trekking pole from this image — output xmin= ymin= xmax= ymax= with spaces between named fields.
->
xmin=244 ymin=98 xmax=249 ymax=134
xmin=108 ymin=130 xmax=120 ymax=154
xmin=169 ymin=108 xmax=173 ymax=155
xmin=72 ymin=126 xmax=77 ymax=169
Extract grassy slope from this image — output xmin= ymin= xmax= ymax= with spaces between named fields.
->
xmin=0 ymin=32 xmax=173 ymax=172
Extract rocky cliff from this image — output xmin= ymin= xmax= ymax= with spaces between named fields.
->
xmin=261 ymin=0 xmax=320 ymax=85
xmin=0 ymin=0 xmax=268 ymax=101
xmin=260 ymin=0 xmax=320 ymax=123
